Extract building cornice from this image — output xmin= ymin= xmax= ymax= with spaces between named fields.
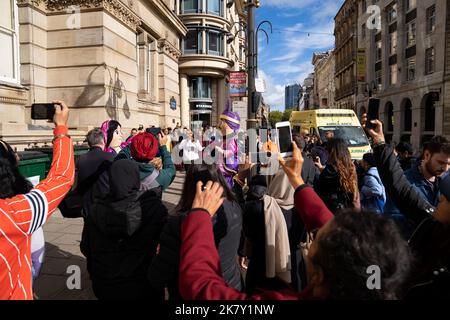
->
xmin=179 ymin=54 xmax=234 ymax=66
xmin=18 ymin=0 xmax=142 ymax=31
xmin=179 ymin=13 xmax=232 ymax=28
xmin=150 ymin=0 xmax=188 ymax=36
xmin=158 ymin=38 xmax=182 ymax=60
xmin=0 ymin=96 xmax=29 ymax=104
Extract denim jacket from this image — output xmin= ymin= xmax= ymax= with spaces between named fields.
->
xmin=360 ymin=167 xmax=386 ymax=213
xmin=404 ymin=163 xmax=440 ymax=207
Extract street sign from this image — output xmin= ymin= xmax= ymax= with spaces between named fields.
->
xmin=170 ymin=97 xmax=177 ymax=110
xmin=255 ymin=78 xmax=266 ymax=93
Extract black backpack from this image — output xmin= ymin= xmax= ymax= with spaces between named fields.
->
xmin=406 ymin=218 xmax=450 ymax=299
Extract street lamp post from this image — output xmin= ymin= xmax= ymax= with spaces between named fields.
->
xmin=246 ymin=0 xmax=258 ymax=130
xmin=255 ymin=20 xmax=272 ymax=74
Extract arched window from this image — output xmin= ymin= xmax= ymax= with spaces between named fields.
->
xmin=401 ymin=98 xmax=412 ymax=132
xmin=385 ymin=102 xmax=394 ymax=132
xmin=424 ymin=94 xmax=435 ymax=132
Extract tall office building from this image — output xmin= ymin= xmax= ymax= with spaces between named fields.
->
xmin=285 ymin=84 xmax=301 ymax=109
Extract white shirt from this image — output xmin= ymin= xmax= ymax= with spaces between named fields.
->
xmin=179 ymin=139 xmax=203 ymax=162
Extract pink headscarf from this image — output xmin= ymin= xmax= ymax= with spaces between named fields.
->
xmin=100 ymin=120 xmax=130 ymax=154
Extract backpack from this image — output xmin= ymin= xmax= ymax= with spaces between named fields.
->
xmin=59 ymin=161 xmax=111 ymax=218
xmin=406 ymin=218 xmax=450 ymax=299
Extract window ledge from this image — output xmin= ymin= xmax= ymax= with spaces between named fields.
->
xmin=0 ymin=81 xmax=28 ymax=91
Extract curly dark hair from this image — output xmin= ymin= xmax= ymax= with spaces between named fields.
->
xmin=326 ymin=138 xmax=358 ymax=200
xmin=0 ymin=141 xmax=33 ymax=198
xmin=311 ymin=210 xmax=413 ymax=300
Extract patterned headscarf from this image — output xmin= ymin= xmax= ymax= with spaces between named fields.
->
xmin=100 ymin=119 xmax=122 ymax=153
xmin=219 ymin=100 xmax=241 ymax=132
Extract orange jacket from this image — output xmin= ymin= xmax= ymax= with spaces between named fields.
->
xmin=0 ymin=126 xmax=74 ymax=300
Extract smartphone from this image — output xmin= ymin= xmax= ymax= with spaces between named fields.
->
xmin=365 ymin=98 xmax=380 ymax=130
xmin=147 ymin=127 xmax=162 ymax=137
xmin=193 ymin=169 xmax=213 ymax=186
xmin=31 ymin=103 xmax=56 ymax=120
xmin=275 ymin=121 xmax=293 ymax=158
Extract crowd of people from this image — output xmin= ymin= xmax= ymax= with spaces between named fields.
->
xmin=0 ymin=100 xmax=449 ymax=301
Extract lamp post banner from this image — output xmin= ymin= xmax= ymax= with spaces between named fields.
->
xmin=230 ymin=72 xmax=247 ymax=97
xmin=357 ymin=48 xmax=366 ymax=83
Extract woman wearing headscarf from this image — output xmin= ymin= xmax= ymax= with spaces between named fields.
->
xmin=214 ymin=102 xmax=241 ymax=189
xmin=80 ymin=159 xmax=168 ymax=300
xmin=100 ymin=120 xmax=126 ymax=155
xmin=242 ymin=169 xmax=305 ymax=294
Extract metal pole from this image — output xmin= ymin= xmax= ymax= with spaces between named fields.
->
xmin=246 ymin=0 xmax=258 ymax=130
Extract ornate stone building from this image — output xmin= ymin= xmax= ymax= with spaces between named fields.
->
xmin=312 ymin=50 xmax=336 ymax=109
xmin=334 ymin=0 xmax=358 ymax=110
xmin=0 ymin=0 xmax=187 ymax=150
xmin=357 ymin=0 xmax=448 ymax=150
xmin=176 ymin=0 xmax=247 ymax=130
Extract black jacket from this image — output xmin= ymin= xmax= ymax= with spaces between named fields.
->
xmin=148 ymin=199 xmax=243 ymax=301
xmin=373 ymin=144 xmax=450 ymax=299
xmin=76 ymin=147 xmax=114 ymax=185
xmin=314 ymin=165 xmax=356 ymax=213
xmin=80 ymin=190 xmax=168 ymax=300
xmin=301 ymin=153 xmax=317 ymax=186
xmin=373 ymin=144 xmax=434 ymax=225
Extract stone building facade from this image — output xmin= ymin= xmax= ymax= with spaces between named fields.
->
xmin=334 ymin=0 xmax=358 ymax=110
xmin=357 ymin=0 xmax=448 ymax=150
xmin=0 ymin=0 xmax=187 ymax=150
xmin=176 ymin=0 xmax=247 ymax=130
xmin=312 ymin=50 xmax=336 ymax=109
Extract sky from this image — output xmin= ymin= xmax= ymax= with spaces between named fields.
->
xmin=256 ymin=0 xmax=345 ymax=111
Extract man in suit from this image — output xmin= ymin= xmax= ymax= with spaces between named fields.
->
xmin=76 ymin=129 xmax=115 ymax=217
xmin=77 ymin=129 xmax=115 ymax=185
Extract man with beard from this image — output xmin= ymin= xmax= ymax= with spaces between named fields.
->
xmin=405 ymin=136 xmax=450 ymax=209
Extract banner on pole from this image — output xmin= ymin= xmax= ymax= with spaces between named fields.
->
xmin=357 ymin=48 xmax=366 ymax=83
xmin=229 ymin=72 xmax=247 ymax=97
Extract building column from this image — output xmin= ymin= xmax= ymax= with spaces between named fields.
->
xmin=435 ymin=99 xmax=444 ymax=136
xmin=217 ymin=77 xmax=226 ymax=115
xmin=411 ymin=103 xmax=421 ymax=151
xmin=180 ymin=74 xmax=190 ymax=127
xmin=393 ymin=108 xmax=402 ymax=145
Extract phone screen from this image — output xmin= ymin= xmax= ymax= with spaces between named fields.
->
xmin=31 ymin=103 xmax=56 ymax=120
xmin=277 ymin=125 xmax=293 ymax=154
xmin=366 ymin=98 xmax=380 ymax=130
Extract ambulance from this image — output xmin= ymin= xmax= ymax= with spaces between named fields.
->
xmin=290 ymin=109 xmax=371 ymax=160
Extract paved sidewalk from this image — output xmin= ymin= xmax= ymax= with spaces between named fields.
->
xmin=33 ymin=172 xmax=185 ymax=300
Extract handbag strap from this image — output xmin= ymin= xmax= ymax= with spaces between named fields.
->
xmin=140 ymin=169 xmax=160 ymax=191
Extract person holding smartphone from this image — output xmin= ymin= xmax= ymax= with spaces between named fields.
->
xmin=0 ymin=101 xmax=74 ymax=300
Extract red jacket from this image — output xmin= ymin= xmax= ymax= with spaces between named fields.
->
xmin=179 ymin=186 xmax=334 ymax=300
xmin=0 ymin=126 xmax=74 ymax=300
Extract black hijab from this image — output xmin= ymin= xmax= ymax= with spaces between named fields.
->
xmin=108 ymin=159 xmax=140 ymax=200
